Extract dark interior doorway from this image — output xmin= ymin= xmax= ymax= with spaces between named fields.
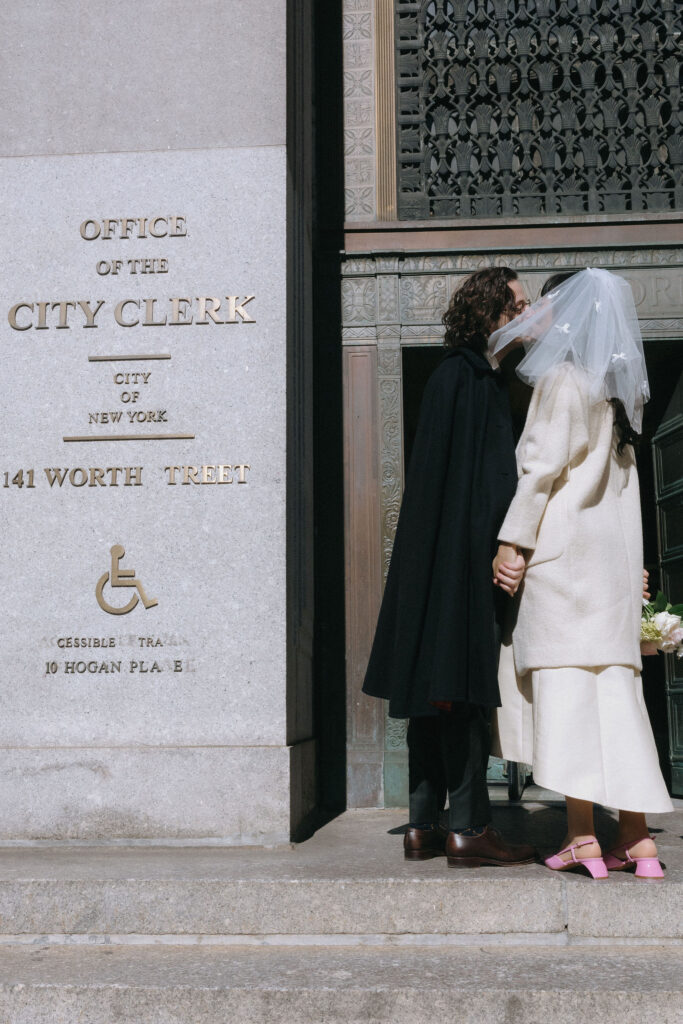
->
xmin=639 ymin=340 xmax=683 ymax=789
xmin=401 ymin=339 xmax=683 ymax=792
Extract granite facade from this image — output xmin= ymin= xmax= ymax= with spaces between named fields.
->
xmin=0 ymin=1 xmax=312 ymax=842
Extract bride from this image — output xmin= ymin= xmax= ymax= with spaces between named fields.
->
xmin=490 ymin=267 xmax=673 ymax=880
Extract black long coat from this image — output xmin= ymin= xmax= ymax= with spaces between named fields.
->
xmin=362 ymin=346 xmax=517 ymax=717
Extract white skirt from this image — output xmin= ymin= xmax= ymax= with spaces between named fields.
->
xmin=493 ymin=645 xmax=674 ymax=814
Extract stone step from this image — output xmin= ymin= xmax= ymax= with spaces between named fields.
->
xmin=0 ymin=944 xmax=681 ymax=1024
xmin=0 ymin=808 xmax=681 ymax=944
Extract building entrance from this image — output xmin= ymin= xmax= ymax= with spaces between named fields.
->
xmin=342 ymin=250 xmax=683 ymax=810
xmin=340 ymin=0 xmax=682 ymax=810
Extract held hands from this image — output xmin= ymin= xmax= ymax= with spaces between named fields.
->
xmin=493 ymin=544 xmax=526 ymax=596
xmin=492 ymin=562 xmax=650 ymax=603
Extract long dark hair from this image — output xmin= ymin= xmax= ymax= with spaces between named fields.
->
xmin=443 ymin=267 xmax=520 ymax=354
xmin=540 ymin=270 xmax=639 ymax=455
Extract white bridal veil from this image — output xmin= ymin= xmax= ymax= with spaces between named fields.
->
xmin=489 ymin=267 xmax=649 ymax=432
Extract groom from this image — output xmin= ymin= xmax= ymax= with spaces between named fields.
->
xmin=362 ymin=267 xmax=535 ymax=868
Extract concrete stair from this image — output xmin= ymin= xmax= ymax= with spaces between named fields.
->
xmin=1 ymin=944 xmax=682 ymax=1024
xmin=0 ymin=804 xmax=681 ymax=1022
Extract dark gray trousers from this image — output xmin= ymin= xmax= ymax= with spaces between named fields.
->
xmin=407 ymin=704 xmax=492 ymax=831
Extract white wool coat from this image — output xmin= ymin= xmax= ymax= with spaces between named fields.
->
xmin=498 ymin=362 xmax=643 ymax=676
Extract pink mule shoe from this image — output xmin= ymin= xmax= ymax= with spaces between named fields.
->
xmin=544 ymin=837 xmax=608 ymax=879
xmin=604 ymin=836 xmax=664 ymax=880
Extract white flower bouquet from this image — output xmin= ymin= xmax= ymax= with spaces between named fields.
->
xmin=641 ymin=591 xmax=683 ymax=657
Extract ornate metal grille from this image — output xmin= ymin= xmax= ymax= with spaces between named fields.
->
xmin=396 ymin=0 xmax=683 ymax=219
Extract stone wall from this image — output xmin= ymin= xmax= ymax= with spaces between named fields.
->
xmin=0 ymin=0 xmax=314 ymax=842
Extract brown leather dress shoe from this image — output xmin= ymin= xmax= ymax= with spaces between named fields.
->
xmin=404 ymin=825 xmax=448 ymax=860
xmin=446 ymin=826 xmax=536 ymax=868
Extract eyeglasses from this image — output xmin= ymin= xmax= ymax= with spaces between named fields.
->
xmin=514 ymin=300 xmax=531 ymax=313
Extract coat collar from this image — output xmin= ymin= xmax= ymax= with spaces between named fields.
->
xmin=443 ymin=346 xmax=497 ymax=376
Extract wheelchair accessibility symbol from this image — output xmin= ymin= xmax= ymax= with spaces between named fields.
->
xmin=96 ymin=545 xmax=158 ymax=616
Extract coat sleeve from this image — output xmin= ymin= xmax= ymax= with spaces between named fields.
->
xmin=498 ymin=363 xmax=590 ymax=553
xmin=399 ymin=356 xmax=467 ymax=517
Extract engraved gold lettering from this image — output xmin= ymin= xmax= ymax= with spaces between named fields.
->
xmin=114 ymin=299 xmax=140 ymax=327
xmin=80 ymin=217 xmax=185 ymax=240
xmin=88 ymin=412 xmax=123 ymax=424
xmin=217 ymin=465 xmax=233 ymax=484
xmin=44 ymin=467 xmax=68 ymax=487
xmin=170 ymin=297 xmax=193 ymax=326
xmin=225 ymin=295 xmax=255 ymax=323
xmin=80 ymin=219 xmax=101 ymax=240
xmin=201 ymin=465 xmax=216 ymax=484
xmin=126 ymin=410 xmax=167 ymax=423
xmin=114 ymin=372 xmax=151 ymax=385
xmin=127 ymin=258 xmax=168 ymax=275
xmin=234 ymin=463 xmax=250 ymax=483
xmin=89 ymin=468 xmax=107 ymax=487
xmin=44 ymin=466 xmax=132 ymax=487
xmin=143 ymin=298 xmax=167 ymax=326
xmin=124 ymin=467 xmax=143 ymax=486
xmin=64 ymin=661 xmax=122 ymax=673
xmin=196 ymin=297 xmax=224 ymax=325
xmin=36 ymin=301 xmax=50 ymax=329
xmin=165 ymin=466 xmax=181 ymax=485
xmin=183 ymin=466 xmax=200 ymax=484
xmin=102 ymin=219 xmax=118 ymax=240
xmin=120 ymin=218 xmax=136 ymax=239
xmin=52 ymin=301 xmax=76 ymax=329
xmin=8 ymin=302 xmax=33 ymax=330
xmin=78 ymin=299 xmax=105 ymax=328
xmin=149 ymin=217 xmax=168 ymax=238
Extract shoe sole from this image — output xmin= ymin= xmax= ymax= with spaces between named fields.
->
xmin=404 ymin=850 xmax=446 ymax=860
xmin=447 ymin=856 xmax=536 ymax=868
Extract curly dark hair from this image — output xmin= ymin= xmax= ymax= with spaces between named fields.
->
xmin=443 ymin=267 xmax=520 ymax=354
xmin=540 ymin=269 xmax=639 ymax=455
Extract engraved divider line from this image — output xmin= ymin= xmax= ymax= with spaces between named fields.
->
xmin=88 ymin=354 xmax=172 ymax=362
xmin=63 ymin=434 xmax=195 ymax=442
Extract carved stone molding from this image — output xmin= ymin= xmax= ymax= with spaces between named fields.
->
xmin=343 ymin=247 xmax=683 ymax=280
xmin=639 ymin=319 xmax=683 ymax=336
xmin=344 ymin=0 xmax=377 ymax=221
xmin=377 ymin=273 xmax=400 ymax=323
xmin=384 ymin=715 xmax=408 ymax=751
xmin=375 ymin=0 xmax=397 ymax=220
xmin=342 ymin=276 xmax=378 ymax=324
xmin=342 ymin=247 xmax=683 ymax=338
xmin=377 ymin=340 xmax=403 ymax=582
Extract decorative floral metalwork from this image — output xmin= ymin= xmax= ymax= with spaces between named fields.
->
xmin=396 ymin=0 xmax=683 ymax=219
